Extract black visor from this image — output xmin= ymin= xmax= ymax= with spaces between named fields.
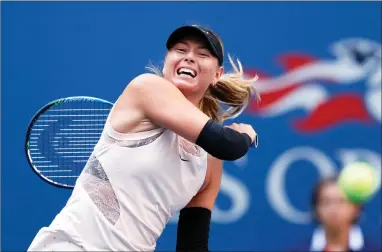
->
xmin=166 ymin=25 xmax=224 ymax=66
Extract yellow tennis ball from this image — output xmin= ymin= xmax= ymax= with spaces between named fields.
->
xmin=338 ymin=162 xmax=377 ymax=204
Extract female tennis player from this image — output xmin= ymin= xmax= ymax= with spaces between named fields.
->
xmin=28 ymin=24 xmax=259 ymax=251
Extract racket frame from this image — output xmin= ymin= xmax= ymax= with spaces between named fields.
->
xmin=25 ymin=96 xmax=114 ymax=189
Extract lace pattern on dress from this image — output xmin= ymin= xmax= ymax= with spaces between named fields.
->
xmin=81 ymin=155 xmax=120 ymax=225
xmin=80 ymin=131 xmax=164 ymax=225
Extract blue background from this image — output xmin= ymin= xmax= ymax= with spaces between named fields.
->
xmin=2 ymin=2 xmax=381 ymax=251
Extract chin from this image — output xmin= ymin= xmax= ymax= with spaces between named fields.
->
xmin=326 ymin=221 xmax=345 ymax=229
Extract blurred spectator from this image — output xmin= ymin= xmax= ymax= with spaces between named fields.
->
xmin=294 ymin=176 xmax=381 ymax=252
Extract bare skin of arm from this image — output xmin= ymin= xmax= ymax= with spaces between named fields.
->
xmin=186 ymin=154 xmax=223 ymax=210
xmin=109 ymin=73 xmax=211 ymax=143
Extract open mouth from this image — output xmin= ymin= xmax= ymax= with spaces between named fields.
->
xmin=176 ymin=67 xmax=197 ymax=78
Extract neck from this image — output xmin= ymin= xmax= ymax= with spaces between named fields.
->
xmin=325 ymin=225 xmax=351 ymax=250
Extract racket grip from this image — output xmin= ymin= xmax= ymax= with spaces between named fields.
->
xmin=250 ymin=135 xmax=258 ymax=148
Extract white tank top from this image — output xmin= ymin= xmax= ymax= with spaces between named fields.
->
xmin=40 ymin=114 xmax=208 ymax=251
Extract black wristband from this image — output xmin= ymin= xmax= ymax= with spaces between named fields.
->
xmin=243 ymin=133 xmax=252 ymax=147
xmin=195 ymin=119 xmax=252 ymax=160
xmin=176 ymin=207 xmax=211 ymax=252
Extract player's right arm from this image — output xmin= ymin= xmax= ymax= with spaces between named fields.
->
xmin=124 ymin=73 xmax=256 ymax=161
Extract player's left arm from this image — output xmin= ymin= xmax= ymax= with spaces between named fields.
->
xmin=175 ymin=155 xmax=223 ymax=252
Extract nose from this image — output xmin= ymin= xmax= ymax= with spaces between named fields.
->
xmin=184 ymin=51 xmax=196 ymax=64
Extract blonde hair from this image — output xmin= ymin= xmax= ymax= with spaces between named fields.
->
xmin=146 ymin=54 xmax=260 ymax=122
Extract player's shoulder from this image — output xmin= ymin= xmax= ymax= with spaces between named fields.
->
xmin=126 ymin=73 xmax=178 ymax=101
xmin=128 ymin=73 xmax=167 ymax=90
xmin=133 ymin=73 xmax=162 ymax=82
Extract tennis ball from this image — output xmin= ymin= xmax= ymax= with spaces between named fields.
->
xmin=338 ymin=162 xmax=377 ymax=204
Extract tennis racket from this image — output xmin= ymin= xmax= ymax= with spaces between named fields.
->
xmin=25 ymin=96 xmax=114 ymax=189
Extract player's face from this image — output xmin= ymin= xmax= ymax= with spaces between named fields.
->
xmin=163 ymin=37 xmax=223 ymax=104
xmin=316 ymin=182 xmax=359 ymax=229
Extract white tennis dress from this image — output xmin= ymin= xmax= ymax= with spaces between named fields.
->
xmin=28 ymin=114 xmax=208 ymax=251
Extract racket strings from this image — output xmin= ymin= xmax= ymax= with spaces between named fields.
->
xmin=28 ymin=97 xmax=113 ymax=188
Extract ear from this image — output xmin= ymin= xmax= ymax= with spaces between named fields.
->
xmin=213 ymin=66 xmax=224 ymax=85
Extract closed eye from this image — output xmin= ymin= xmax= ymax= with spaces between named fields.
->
xmin=198 ymin=50 xmax=211 ymax=57
xmin=176 ymin=48 xmax=187 ymax=53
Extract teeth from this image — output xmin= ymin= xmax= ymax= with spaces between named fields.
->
xmin=177 ymin=68 xmax=196 ymax=77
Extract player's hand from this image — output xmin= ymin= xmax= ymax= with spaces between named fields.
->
xmin=225 ymin=123 xmax=258 ymax=147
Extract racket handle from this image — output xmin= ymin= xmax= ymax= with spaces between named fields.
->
xmin=250 ymin=135 xmax=258 ymax=148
